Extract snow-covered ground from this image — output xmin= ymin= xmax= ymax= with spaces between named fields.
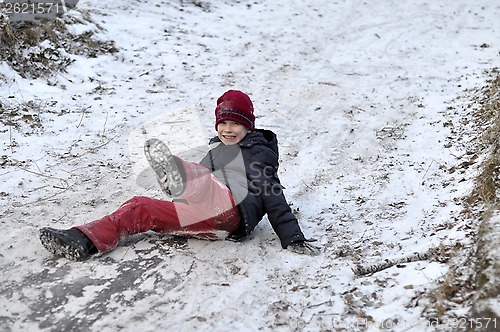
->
xmin=1 ymin=0 xmax=499 ymax=331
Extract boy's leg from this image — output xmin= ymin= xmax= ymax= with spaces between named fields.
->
xmin=74 ymin=196 xmax=178 ymax=253
xmin=165 ymin=197 xmax=240 ymax=240
xmin=75 ymin=158 xmax=240 ymax=253
xmin=173 ymin=157 xmax=236 ymax=226
xmin=76 ymin=194 xmax=239 ymax=253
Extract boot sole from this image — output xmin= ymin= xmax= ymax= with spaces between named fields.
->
xmin=144 ymin=138 xmax=185 ymax=197
xmin=39 ymin=228 xmax=90 ymax=261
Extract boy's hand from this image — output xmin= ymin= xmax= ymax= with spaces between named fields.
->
xmin=287 ymin=241 xmax=321 ymax=256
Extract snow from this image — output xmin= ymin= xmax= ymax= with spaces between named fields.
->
xmin=1 ymin=0 xmax=499 ymax=331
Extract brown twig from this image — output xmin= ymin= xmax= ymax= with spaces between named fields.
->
xmin=352 ymin=247 xmax=439 ymax=276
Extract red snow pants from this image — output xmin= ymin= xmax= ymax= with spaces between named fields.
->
xmin=75 ymin=158 xmax=241 ymax=253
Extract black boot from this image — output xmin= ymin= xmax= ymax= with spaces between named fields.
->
xmin=39 ymin=227 xmax=98 ymax=261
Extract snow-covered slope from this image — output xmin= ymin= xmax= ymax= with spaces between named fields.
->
xmin=1 ymin=0 xmax=499 ymax=331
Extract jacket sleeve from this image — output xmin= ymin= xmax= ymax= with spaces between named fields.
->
xmin=249 ymin=150 xmax=306 ymax=248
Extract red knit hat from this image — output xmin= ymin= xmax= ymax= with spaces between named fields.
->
xmin=214 ymin=90 xmax=255 ymax=130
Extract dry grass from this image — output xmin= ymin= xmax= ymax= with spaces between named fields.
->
xmin=0 ymin=9 xmax=119 ymax=134
xmin=418 ymin=68 xmax=500 ymax=326
xmin=469 ymin=71 xmax=500 ymax=323
xmin=0 ymin=13 xmax=118 ymax=79
xmin=460 ymin=70 xmax=500 ymax=319
xmin=468 ymin=68 xmax=500 ymax=206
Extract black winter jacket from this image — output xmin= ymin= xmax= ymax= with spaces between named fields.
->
xmin=199 ymin=129 xmax=306 ymax=248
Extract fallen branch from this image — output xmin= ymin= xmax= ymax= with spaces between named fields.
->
xmin=352 ymin=247 xmax=439 ymax=276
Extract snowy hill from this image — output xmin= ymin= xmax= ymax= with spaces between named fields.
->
xmin=1 ymin=0 xmax=499 ymax=331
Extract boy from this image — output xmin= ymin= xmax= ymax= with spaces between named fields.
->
xmin=39 ymin=90 xmax=320 ymax=261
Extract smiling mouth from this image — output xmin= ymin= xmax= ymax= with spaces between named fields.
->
xmin=222 ymin=135 xmax=237 ymax=140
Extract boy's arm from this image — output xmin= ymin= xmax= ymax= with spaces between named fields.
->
xmin=250 ymin=156 xmax=315 ymax=251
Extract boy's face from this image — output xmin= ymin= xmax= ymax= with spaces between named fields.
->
xmin=217 ymin=121 xmax=250 ymax=145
